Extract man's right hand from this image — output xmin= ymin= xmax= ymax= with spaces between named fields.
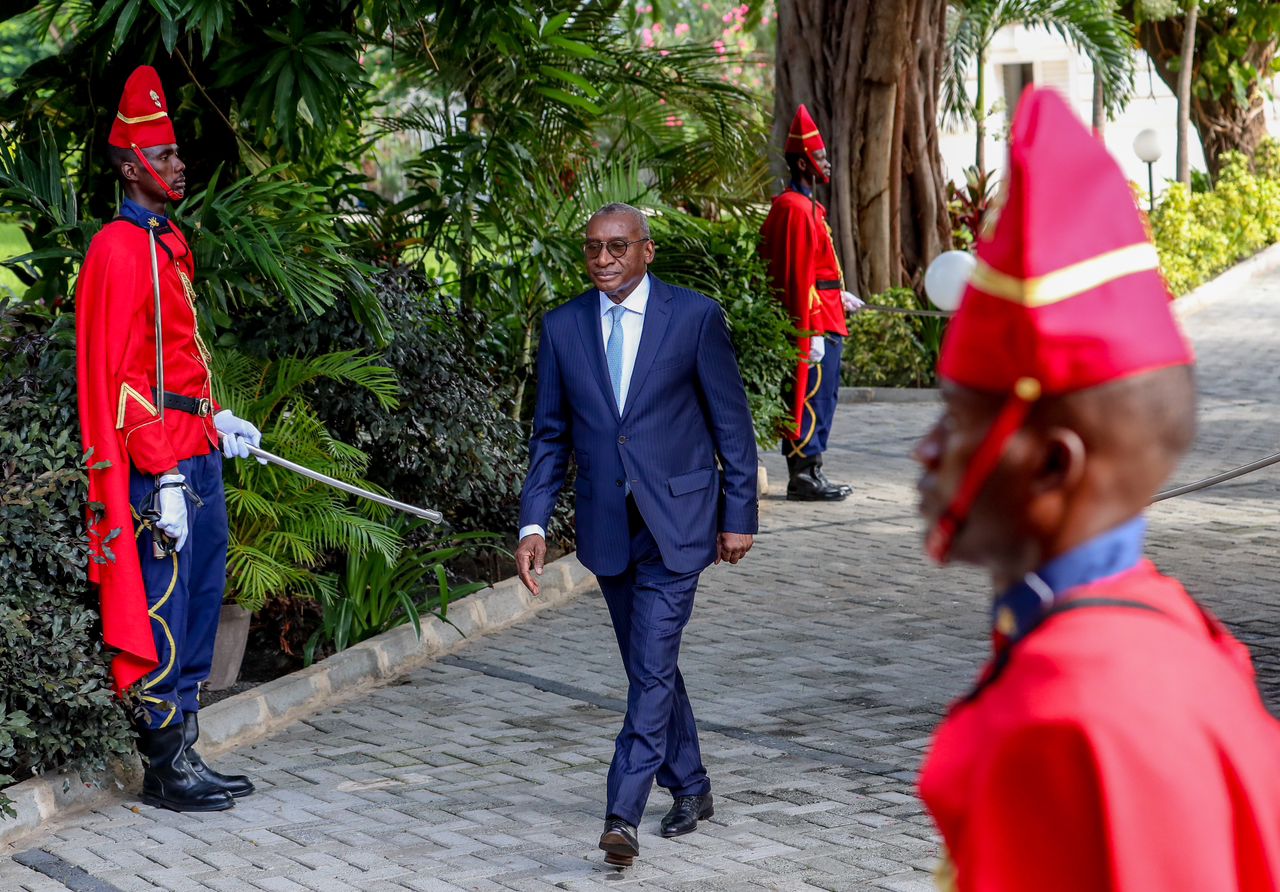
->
xmin=808 ymin=335 xmax=826 ymax=364
xmin=155 ymin=474 xmax=189 ymax=552
xmin=515 ymin=533 xmax=547 ymax=597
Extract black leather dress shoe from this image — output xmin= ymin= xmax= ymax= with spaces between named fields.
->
xmin=599 ymin=817 xmax=639 ymax=867
xmin=786 ymin=470 xmax=848 ymax=501
xmin=660 ymin=793 xmax=714 ymax=838
xmin=184 ymin=713 xmax=255 ymax=798
xmin=813 ymin=464 xmax=853 ymax=496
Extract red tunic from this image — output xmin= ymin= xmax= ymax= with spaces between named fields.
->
xmin=759 ymin=189 xmax=849 ymax=436
xmin=76 ymin=217 xmax=219 ymax=693
xmin=919 ymin=561 xmax=1280 ymax=891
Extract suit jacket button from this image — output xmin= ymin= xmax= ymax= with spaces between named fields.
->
xmin=616 ymin=479 xmax=623 ymax=486
xmin=617 ymin=435 xmax=627 ymax=444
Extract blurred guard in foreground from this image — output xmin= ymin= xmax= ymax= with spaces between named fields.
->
xmin=76 ymin=66 xmax=262 ymax=812
xmin=914 ymin=87 xmax=1280 ymax=891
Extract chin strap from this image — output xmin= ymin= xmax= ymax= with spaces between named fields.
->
xmin=926 ymin=377 xmax=1042 ymax=565
xmin=131 ymin=143 xmax=182 ymax=201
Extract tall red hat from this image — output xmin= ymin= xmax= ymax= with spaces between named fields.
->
xmin=927 ymin=87 xmax=1193 ymax=562
xmin=784 ymin=104 xmax=828 ymax=183
xmin=108 ymin=66 xmax=176 ymax=150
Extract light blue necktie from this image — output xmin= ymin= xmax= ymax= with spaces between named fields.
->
xmin=606 ymin=304 xmax=625 ymax=411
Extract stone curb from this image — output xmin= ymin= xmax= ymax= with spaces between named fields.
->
xmin=1174 ymin=242 xmax=1280 ymax=321
xmin=838 ymin=387 xmax=939 ymax=404
xmin=0 ymin=553 xmax=598 ymax=852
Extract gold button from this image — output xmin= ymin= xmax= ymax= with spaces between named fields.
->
xmin=1014 ymin=377 xmax=1041 ymax=401
xmin=995 ymin=607 xmax=1017 ymax=636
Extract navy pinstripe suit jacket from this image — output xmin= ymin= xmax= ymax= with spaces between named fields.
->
xmin=518 ymin=274 xmax=759 ymax=576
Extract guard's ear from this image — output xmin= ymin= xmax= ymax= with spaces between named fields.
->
xmin=1032 ymin=427 xmax=1086 ymax=497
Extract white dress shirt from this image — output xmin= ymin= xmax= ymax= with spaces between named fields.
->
xmin=519 ymin=275 xmax=651 ymax=542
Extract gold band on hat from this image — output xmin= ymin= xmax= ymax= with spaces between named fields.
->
xmin=116 ymin=110 xmax=169 ymax=124
xmin=788 ymin=129 xmax=820 ymax=139
xmin=969 ymin=242 xmax=1160 ymax=308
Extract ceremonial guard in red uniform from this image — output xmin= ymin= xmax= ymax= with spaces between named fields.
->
xmin=760 ymin=105 xmax=863 ymax=501
xmin=914 ymin=87 xmax=1280 ymax=891
xmin=77 ymin=66 xmax=264 ymax=812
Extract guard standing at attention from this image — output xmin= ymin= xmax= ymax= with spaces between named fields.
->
xmin=77 ymin=65 xmax=264 ymax=812
xmin=914 ymin=87 xmax=1280 ymax=891
xmin=760 ymin=104 xmax=864 ymax=502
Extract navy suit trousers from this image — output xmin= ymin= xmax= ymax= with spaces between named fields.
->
xmin=129 ymin=450 xmax=228 ymax=729
xmin=596 ymin=500 xmax=710 ymax=825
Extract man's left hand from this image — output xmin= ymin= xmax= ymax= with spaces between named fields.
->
xmin=715 ymin=532 xmax=754 ymax=565
xmin=214 ymin=410 xmax=267 ymax=463
xmin=841 ymin=290 xmax=865 ymax=313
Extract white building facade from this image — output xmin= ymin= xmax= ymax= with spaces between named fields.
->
xmin=939 ymin=25 xmax=1280 ymax=195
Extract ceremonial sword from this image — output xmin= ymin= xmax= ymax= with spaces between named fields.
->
xmin=244 ymin=443 xmax=445 ymax=524
xmin=147 ymin=228 xmax=170 ymax=559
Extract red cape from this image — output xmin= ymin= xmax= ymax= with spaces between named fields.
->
xmin=76 ymin=224 xmax=160 ymax=693
xmin=920 ymin=562 xmax=1280 ymax=891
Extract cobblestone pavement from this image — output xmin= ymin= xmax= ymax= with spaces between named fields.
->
xmin=7 ymin=279 xmax=1280 ymax=892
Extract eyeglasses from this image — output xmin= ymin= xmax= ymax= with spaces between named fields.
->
xmin=583 ymin=238 xmax=651 ymax=259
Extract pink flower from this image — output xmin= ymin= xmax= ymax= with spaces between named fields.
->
xmin=660 ymin=49 xmax=669 ymax=56
xmin=652 ymin=20 xmax=662 ymax=31
xmin=674 ymin=22 xmax=690 ymax=36
xmin=642 ymin=27 xmax=655 ymax=47
xmin=713 ymin=39 xmax=726 ymax=54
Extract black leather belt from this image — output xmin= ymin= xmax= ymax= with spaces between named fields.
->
xmin=815 ymin=279 xmax=842 ymax=291
xmin=153 ymin=389 xmax=213 ymax=417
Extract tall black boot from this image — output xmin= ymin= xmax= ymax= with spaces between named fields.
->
xmin=786 ymin=454 xmax=847 ymax=502
xmin=137 ymin=724 xmax=235 ymax=812
xmin=813 ymin=454 xmax=852 ymax=496
xmin=184 ymin=713 xmax=255 ymax=798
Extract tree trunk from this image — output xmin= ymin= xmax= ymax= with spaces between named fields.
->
xmin=974 ymin=44 xmax=986 ymax=178
xmin=1176 ymin=1 xmax=1198 ymax=186
xmin=773 ymin=0 xmax=951 ymax=297
xmin=1092 ymin=71 xmax=1105 ymax=136
xmin=1125 ymin=3 xmax=1275 ymax=179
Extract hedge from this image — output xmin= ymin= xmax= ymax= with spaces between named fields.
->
xmin=1151 ymin=139 xmax=1280 ymax=296
xmin=0 ymin=304 xmax=134 ymax=817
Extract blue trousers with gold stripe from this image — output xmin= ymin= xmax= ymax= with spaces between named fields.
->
xmin=782 ymin=334 xmax=843 ymax=458
xmin=129 ymin=450 xmax=228 ymax=729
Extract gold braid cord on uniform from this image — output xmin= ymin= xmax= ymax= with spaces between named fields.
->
xmin=786 ymin=362 xmax=824 ymax=458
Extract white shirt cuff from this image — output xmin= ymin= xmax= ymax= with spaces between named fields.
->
xmin=518 ymin=524 xmax=546 ymax=541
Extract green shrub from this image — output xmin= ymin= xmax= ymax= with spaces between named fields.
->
xmin=1151 ymin=140 xmax=1280 ymax=296
xmin=843 ymin=287 xmax=944 ymax=388
xmin=232 ymin=268 xmax=554 ymax=546
xmin=649 ymin=214 xmax=797 ymax=447
xmin=304 ymin=521 xmax=501 ymax=665
xmin=0 ymin=303 xmax=133 ymax=815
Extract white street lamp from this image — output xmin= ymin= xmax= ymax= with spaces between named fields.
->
xmin=1133 ymin=129 xmax=1162 ymax=214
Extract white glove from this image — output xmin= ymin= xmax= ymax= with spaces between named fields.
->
xmin=841 ymin=290 xmax=865 ymax=313
xmin=808 ymin=335 xmax=826 ymax=363
xmin=155 ymin=474 xmax=189 ymax=553
xmin=214 ymin=409 xmax=265 ymax=463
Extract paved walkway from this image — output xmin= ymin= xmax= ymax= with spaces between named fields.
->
xmin=7 ymin=278 xmax=1280 ymax=892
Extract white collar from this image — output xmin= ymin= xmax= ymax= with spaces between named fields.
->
xmin=599 ymin=273 xmax=651 ymax=316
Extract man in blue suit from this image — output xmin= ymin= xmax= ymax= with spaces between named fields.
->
xmin=515 ymin=203 xmax=758 ymax=867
